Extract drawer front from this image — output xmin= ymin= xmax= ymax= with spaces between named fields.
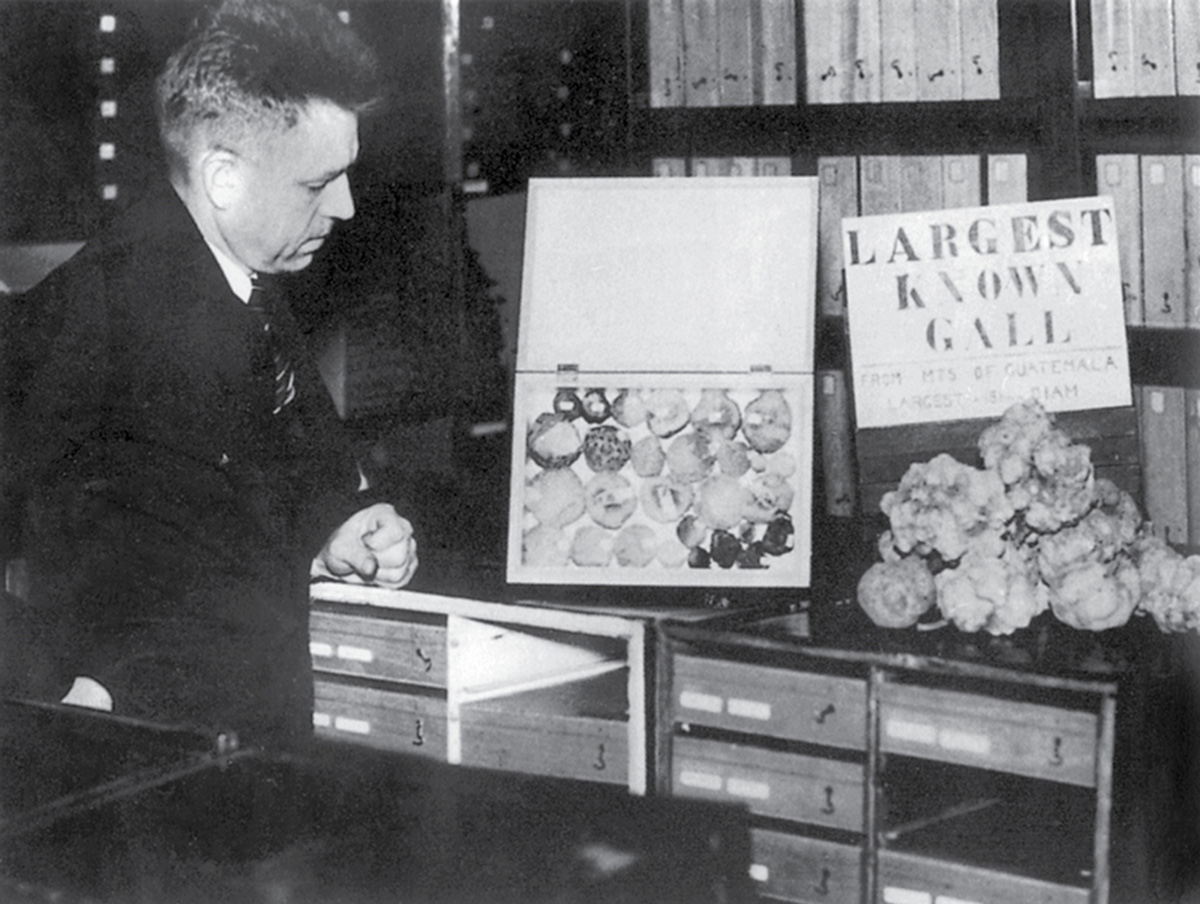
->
xmin=879 ymin=684 xmax=1098 ymax=786
xmin=877 ymin=849 xmax=1090 ymax=904
xmin=310 ymin=610 xmax=446 ymax=687
xmin=749 ymin=828 xmax=861 ymax=904
xmin=461 ymin=710 xmax=629 ymax=786
xmin=313 ymin=679 xmax=447 ymax=759
xmin=672 ymin=655 xmax=867 ymax=750
xmin=672 ymin=735 xmax=863 ymax=831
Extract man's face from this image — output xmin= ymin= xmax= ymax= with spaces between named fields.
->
xmin=221 ymin=99 xmax=360 ymax=274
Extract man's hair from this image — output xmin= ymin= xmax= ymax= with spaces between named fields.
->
xmin=155 ymin=0 xmax=381 ymax=178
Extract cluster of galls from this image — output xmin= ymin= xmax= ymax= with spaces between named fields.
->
xmin=684 ymin=512 xmax=795 ymax=569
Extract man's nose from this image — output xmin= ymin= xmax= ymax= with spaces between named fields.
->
xmin=321 ymin=173 xmax=355 ymax=221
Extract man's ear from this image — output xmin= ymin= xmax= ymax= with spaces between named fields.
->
xmin=199 ymin=149 xmax=243 ymax=210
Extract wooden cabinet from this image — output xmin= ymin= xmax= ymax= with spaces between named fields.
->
xmin=305 ymin=588 xmax=1174 ymax=901
xmin=309 ymin=582 xmax=742 ymax=794
xmin=659 ymin=620 xmax=1123 ymax=904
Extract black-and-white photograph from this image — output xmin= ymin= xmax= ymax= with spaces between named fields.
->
xmin=1 ymin=1 xmax=1198 ymax=901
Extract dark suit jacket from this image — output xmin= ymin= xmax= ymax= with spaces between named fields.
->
xmin=4 ymin=181 xmax=369 ymax=746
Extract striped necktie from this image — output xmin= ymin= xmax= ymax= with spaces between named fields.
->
xmin=248 ymin=274 xmax=297 ymax=415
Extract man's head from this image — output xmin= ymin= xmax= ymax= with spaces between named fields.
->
xmin=155 ymin=0 xmax=381 ymax=274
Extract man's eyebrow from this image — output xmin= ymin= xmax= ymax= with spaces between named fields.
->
xmin=303 ymin=163 xmax=355 ymax=184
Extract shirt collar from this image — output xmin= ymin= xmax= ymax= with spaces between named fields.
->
xmin=204 ymin=239 xmax=255 ymax=304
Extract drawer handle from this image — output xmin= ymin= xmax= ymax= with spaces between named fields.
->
xmin=814 ymin=703 xmax=836 ymax=724
xmin=415 ymin=647 xmax=433 ymax=672
xmin=594 ymin=743 xmax=607 ymax=772
xmin=821 ymin=785 xmax=836 ymax=815
xmin=413 ymin=718 xmax=425 ymax=747
xmin=1050 ymin=736 xmax=1063 ymax=766
xmin=814 ymin=866 xmax=831 ymax=897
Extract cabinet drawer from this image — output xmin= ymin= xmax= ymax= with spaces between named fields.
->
xmin=672 ymin=735 xmax=863 ymax=831
xmin=460 ymin=709 xmax=628 ymax=786
xmin=879 ymin=683 xmax=1097 ymax=786
xmin=310 ymin=610 xmax=446 ymax=686
xmin=877 ymin=849 xmax=1089 ymax=904
xmin=748 ymin=828 xmax=861 ymax=904
xmin=313 ymin=679 xmax=447 ymax=759
xmin=672 ymin=655 xmax=867 ymax=750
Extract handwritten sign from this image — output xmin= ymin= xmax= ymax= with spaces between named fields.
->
xmin=843 ymin=197 xmax=1132 ymax=428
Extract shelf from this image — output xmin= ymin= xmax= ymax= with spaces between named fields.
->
xmin=458 ymin=669 xmax=632 ymax=785
xmin=880 ymin=757 xmax=1094 ymax=887
xmin=457 ymin=659 xmax=627 ymax=706
xmin=449 ymin=615 xmax=627 ymax=704
xmin=880 ymin=795 xmax=1003 ymax=844
xmin=629 ymin=100 xmax=1047 ymax=160
xmin=459 ymin=666 xmax=631 ymax=721
xmin=877 ymin=849 xmax=1090 ymax=904
xmin=1080 ymin=96 xmax=1200 ymax=154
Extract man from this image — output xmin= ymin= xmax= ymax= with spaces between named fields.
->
xmin=2 ymin=0 xmax=417 ymax=747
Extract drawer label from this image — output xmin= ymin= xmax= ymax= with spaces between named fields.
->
xmin=887 ymin=719 xmax=994 ymax=757
xmin=312 ymin=711 xmax=332 ymax=728
xmin=337 ymin=644 xmax=375 ymax=663
xmin=938 ymin=728 xmax=991 ymax=756
xmin=679 ymin=691 xmax=723 ymax=714
xmin=748 ymin=863 xmax=769 ymax=883
xmin=333 ymin=716 xmax=371 ymax=735
xmin=726 ymin=777 xmax=770 ymax=800
xmin=883 ymin=886 xmax=982 ymax=904
xmin=885 ymin=719 xmax=937 ymax=745
xmin=309 ymin=641 xmax=334 ymax=658
xmin=727 ymin=698 xmax=772 ymax=721
xmin=883 ymin=888 xmax=932 ymax=904
xmin=679 ymin=770 xmax=723 ymax=791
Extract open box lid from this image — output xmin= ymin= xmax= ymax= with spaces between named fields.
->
xmin=508 ymin=177 xmax=819 ymax=591
xmin=516 ymin=176 xmax=818 ymax=376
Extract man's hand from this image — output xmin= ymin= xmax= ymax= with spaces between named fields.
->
xmin=313 ymin=503 xmax=418 ymax=589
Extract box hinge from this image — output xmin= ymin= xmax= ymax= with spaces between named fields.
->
xmin=556 ymin=363 xmax=580 ymax=380
xmin=750 ymin=364 xmax=773 ymax=374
